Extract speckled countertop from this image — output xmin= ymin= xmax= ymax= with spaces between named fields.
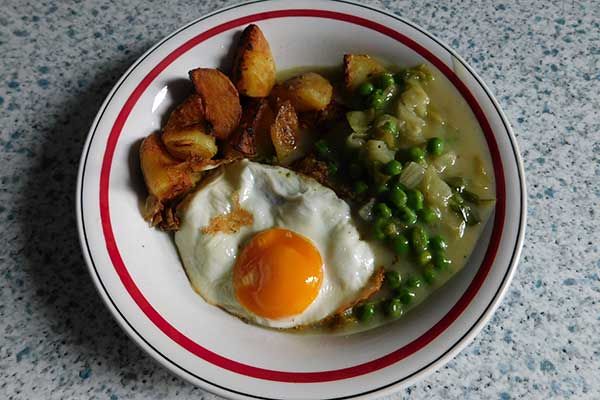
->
xmin=1 ymin=0 xmax=598 ymax=399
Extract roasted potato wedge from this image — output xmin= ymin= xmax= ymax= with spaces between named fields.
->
xmin=232 ymin=24 xmax=276 ymax=97
xmin=343 ymin=54 xmax=385 ymax=90
xmin=139 ymin=133 xmax=203 ymax=202
xmin=229 ymin=98 xmax=275 ymax=158
xmin=270 ymin=101 xmax=303 ymax=165
xmin=270 ymin=72 xmax=333 ymax=112
xmin=189 ymin=68 xmax=242 ymax=139
xmin=162 ymin=124 xmax=218 ymax=161
xmin=163 ymin=93 xmax=204 ymax=132
xmin=162 ymin=94 xmax=217 ymax=160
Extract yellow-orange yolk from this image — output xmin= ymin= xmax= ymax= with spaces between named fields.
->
xmin=233 ymin=228 xmax=323 ymax=319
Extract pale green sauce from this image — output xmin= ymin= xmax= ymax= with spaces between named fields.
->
xmin=350 ymin=67 xmax=496 ymax=334
xmin=277 ymin=64 xmax=495 ymax=335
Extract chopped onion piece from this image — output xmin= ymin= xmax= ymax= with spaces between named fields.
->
xmin=358 ymin=198 xmax=376 ymax=221
xmin=420 ymin=167 xmax=454 ymax=208
xmin=346 ymin=110 xmax=374 ymax=133
xmin=432 ymin=151 xmax=457 ymax=174
xmin=364 ymin=140 xmax=395 ymax=165
xmin=346 ymin=132 xmax=367 ymax=151
xmin=398 ymin=161 xmax=426 ymax=188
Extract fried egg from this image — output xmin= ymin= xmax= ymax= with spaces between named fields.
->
xmin=175 ymin=160 xmax=386 ymax=329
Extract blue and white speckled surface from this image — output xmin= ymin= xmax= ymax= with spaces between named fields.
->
xmin=1 ymin=0 xmax=599 ymax=399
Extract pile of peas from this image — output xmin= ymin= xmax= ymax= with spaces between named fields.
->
xmin=312 ymin=68 xmax=456 ymax=323
xmin=356 ymin=71 xmax=397 ymax=110
xmin=338 ymin=70 xmax=452 ymax=323
xmin=354 ymin=231 xmax=452 ymax=323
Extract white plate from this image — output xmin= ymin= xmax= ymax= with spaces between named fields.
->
xmin=76 ymin=1 xmax=526 ymax=399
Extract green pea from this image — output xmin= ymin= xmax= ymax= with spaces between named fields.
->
xmin=356 ymin=302 xmax=376 ymax=322
xmin=383 ymin=160 xmax=403 ymax=176
xmin=391 ymin=234 xmax=409 ymax=254
xmin=411 ymin=226 xmax=429 ymax=253
xmin=390 ymin=180 xmax=409 ymax=196
xmin=417 ymin=250 xmax=433 ymax=266
xmin=375 ymin=203 xmax=393 ymax=219
xmin=398 ymin=206 xmax=418 ymax=225
xmin=385 ymin=298 xmax=404 ymax=318
xmin=388 ymin=185 xmax=408 ymax=207
xmin=433 ymin=253 xmax=452 ymax=270
xmin=407 ymin=189 xmax=425 ymax=211
xmin=385 ymin=270 xmax=402 ymax=289
xmin=397 ymin=288 xmax=415 ymax=305
xmin=373 ymin=181 xmax=389 ymax=196
xmin=357 ymin=81 xmax=375 ymax=96
xmin=429 ymin=235 xmax=448 ymax=252
xmin=369 ymin=91 xmax=386 ymax=109
xmin=349 ymin=163 xmax=363 ymax=179
xmin=427 ymin=137 xmax=445 ymax=156
xmin=378 ymin=72 xmax=396 ymax=89
xmin=382 ymin=120 xmax=398 ymax=136
xmin=408 ymin=146 xmax=425 ymax=162
xmin=373 ymin=217 xmax=388 ymax=241
xmin=314 ymin=139 xmax=330 ymax=159
xmin=419 ymin=207 xmax=439 ymax=224
xmin=404 ymin=275 xmax=423 ymax=289
xmin=422 ymin=264 xmax=437 ymax=284
xmin=354 ymin=180 xmax=369 ymax=196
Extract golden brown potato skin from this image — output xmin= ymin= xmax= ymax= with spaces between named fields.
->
xmin=343 ymin=54 xmax=385 ymax=90
xmin=229 ymin=98 xmax=275 ymax=158
xmin=163 ymin=93 xmax=205 ymax=133
xmin=189 ymin=68 xmax=242 ymax=140
xmin=139 ymin=133 xmax=203 ymax=202
xmin=162 ymin=125 xmax=218 ymax=161
xmin=162 ymin=94 xmax=217 ymax=160
xmin=270 ymin=72 xmax=333 ymax=112
xmin=232 ymin=24 xmax=276 ymax=97
xmin=270 ymin=101 xmax=303 ymax=165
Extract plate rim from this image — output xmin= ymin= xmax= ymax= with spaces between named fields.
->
xmin=75 ymin=1 xmax=527 ymax=399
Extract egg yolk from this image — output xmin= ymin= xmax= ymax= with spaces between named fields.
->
xmin=233 ymin=228 xmax=323 ymax=319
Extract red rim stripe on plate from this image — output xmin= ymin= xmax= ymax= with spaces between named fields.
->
xmin=99 ymin=9 xmax=506 ymax=383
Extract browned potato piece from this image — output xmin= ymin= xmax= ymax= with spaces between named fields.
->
xmin=189 ymin=68 xmax=242 ymax=139
xmin=270 ymin=72 xmax=333 ymax=112
xmin=164 ymin=93 xmax=204 ymax=132
xmin=229 ymin=98 xmax=275 ymax=158
xmin=139 ymin=133 xmax=203 ymax=202
xmin=343 ymin=54 xmax=385 ymax=90
xmin=232 ymin=24 xmax=276 ymax=97
xmin=162 ymin=124 xmax=218 ymax=160
xmin=270 ymin=101 xmax=303 ymax=165
xmin=162 ymin=94 xmax=217 ymax=160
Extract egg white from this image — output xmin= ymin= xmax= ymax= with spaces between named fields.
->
xmin=175 ymin=160 xmax=386 ymax=329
